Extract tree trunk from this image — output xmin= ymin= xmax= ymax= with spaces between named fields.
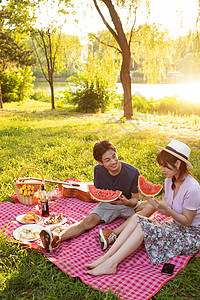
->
xmin=0 ymin=83 xmax=3 ymax=109
xmin=49 ymin=80 xmax=55 ymax=109
xmin=120 ymin=53 xmax=133 ymax=119
xmin=93 ymin=0 xmax=133 ymax=119
xmin=49 ymin=71 xmax=55 ymax=109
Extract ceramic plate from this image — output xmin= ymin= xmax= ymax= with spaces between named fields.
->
xmin=13 ymin=224 xmax=44 ymax=242
xmin=16 ymin=214 xmax=41 ymax=224
xmin=44 ymin=215 xmax=67 ymax=226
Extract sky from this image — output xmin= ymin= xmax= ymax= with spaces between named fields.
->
xmin=60 ymin=0 xmax=199 ymax=39
xmin=147 ymin=0 xmax=198 ymax=38
xmin=1 ymin=0 xmax=199 ymax=38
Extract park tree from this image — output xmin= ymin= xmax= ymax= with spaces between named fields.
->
xmin=28 ymin=0 xmax=74 ymax=109
xmin=1 ymin=0 xmax=74 ymax=110
xmin=88 ymin=0 xmax=143 ymax=119
xmin=132 ymin=23 xmax=170 ymax=83
xmin=59 ymin=35 xmax=82 ymax=78
xmin=0 ymin=5 xmax=34 ymax=109
xmin=191 ymin=18 xmax=200 ymax=71
xmin=169 ymin=35 xmax=191 ymax=73
xmin=31 ymin=27 xmax=74 ymax=109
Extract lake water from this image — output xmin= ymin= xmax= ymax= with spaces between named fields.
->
xmin=33 ymin=81 xmax=200 ymax=104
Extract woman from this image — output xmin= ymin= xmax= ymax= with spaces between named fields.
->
xmin=84 ymin=140 xmax=200 ymax=276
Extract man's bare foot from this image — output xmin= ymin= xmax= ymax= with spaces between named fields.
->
xmin=85 ymin=254 xmax=109 ymax=269
xmin=84 ymin=260 xmax=117 ymax=276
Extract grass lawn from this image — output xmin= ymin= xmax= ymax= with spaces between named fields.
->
xmin=0 ymin=99 xmax=200 ymax=299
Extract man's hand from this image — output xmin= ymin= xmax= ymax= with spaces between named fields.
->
xmin=113 ymin=194 xmax=138 ymax=207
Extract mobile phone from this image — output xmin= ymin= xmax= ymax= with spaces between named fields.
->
xmin=161 ymin=263 xmax=175 ymax=275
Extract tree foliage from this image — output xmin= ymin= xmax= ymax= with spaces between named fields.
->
xmin=0 ymin=67 xmax=34 ymax=103
xmin=132 ymin=23 xmax=170 ymax=83
xmin=0 ymin=3 xmax=35 ymax=108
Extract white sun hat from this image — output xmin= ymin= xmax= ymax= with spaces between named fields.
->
xmin=157 ymin=139 xmax=193 ymax=169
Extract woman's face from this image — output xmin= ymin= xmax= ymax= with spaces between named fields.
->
xmin=160 ymin=163 xmax=177 ymax=178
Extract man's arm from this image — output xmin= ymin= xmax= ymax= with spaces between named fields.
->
xmin=113 ymin=192 xmax=139 ymax=207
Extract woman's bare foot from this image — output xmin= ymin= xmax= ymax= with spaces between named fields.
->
xmin=84 ymin=260 xmax=117 ymax=276
xmin=85 ymin=254 xmax=109 ymax=269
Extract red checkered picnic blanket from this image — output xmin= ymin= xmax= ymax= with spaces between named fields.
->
xmin=0 ymin=195 xmax=199 ymax=300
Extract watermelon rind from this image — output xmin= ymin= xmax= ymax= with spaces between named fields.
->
xmin=88 ymin=185 xmax=122 ymax=202
xmin=138 ymin=176 xmax=163 ymax=197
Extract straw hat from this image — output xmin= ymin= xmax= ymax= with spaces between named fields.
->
xmin=157 ymin=140 xmax=193 ymax=169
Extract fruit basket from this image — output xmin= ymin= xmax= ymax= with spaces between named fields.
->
xmin=15 ymin=167 xmax=44 ymax=205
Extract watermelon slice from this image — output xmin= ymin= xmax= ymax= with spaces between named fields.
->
xmin=138 ymin=176 xmax=163 ymax=197
xmin=88 ymin=185 xmax=122 ymax=202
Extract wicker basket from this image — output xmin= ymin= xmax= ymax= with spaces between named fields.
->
xmin=15 ymin=167 xmax=44 ymax=205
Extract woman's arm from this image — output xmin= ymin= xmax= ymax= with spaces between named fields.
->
xmin=164 ymin=206 xmax=197 ymax=226
xmin=145 ymin=195 xmax=197 ymax=226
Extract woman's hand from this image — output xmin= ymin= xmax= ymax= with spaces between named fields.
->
xmin=139 ymin=192 xmax=171 ymax=216
xmin=153 ymin=194 xmax=171 ymax=216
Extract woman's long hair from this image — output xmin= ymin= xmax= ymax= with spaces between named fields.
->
xmin=156 ymin=150 xmax=188 ymax=190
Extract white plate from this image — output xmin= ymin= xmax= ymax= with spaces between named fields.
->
xmin=16 ymin=214 xmax=41 ymax=224
xmin=44 ymin=215 xmax=67 ymax=226
xmin=13 ymin=224 xmax=44 ymax=242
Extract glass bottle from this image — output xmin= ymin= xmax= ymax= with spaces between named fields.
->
xmin=40 ymin=184 xmax=49 ymax=217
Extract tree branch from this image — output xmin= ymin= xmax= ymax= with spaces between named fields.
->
xmin=38 ymin=29 xmax=51 ymax=82
xmin=31 ymin=37 xmax=49 ymax=83
xmin=101 ymin=0 xmax=129 ymax=52
xmin=93 ymin=0 xmax=120 ymax=45
xmin=90 ymin=33 xmax=121 ymax=53
xmin=129 ymin=8 xmax=137 ymax=47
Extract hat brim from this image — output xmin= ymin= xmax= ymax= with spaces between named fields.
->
xmin=156 ymin=146 xmax=193 ymax=169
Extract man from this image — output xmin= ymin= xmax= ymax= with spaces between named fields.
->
xmin=40 ymin=140 xmax=155 ymax=252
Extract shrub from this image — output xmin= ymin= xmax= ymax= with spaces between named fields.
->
xmin=66 ymin=46 xmax=120 ymax=113
xmin=130 ymin=95 xmax=200 ymax=116
xmin=69 ymin=80 xmax=111 ymax=113
xmin=30 ymin=88 xmax=50 ymax=102
xmin=157 ymin=96 xmax=200 ymax=116
xmin=0 ymin=67 xmax=34 ymax=103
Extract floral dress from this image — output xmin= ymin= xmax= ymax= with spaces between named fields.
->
xmin=137 ymin=175 xmax=200 ymax=265
xmin=138 ymin=216 xmax=200 ymax=265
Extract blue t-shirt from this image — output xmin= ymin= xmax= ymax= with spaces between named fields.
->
xmin=94 ymin=161 xmax=140 ymax=199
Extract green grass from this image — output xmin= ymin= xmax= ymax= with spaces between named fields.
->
xmin=0 ymin=99 xmax=200 ymax=299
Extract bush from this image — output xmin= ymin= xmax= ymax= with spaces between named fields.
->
xmin=132 ymin=95 xmax=156 ymax=113
xmin=130 ymin=95 xmax=200 ymax=116
xmin=66 ymin=47 xmax=119 ymax=113
xmin=30 ymin=88 xmax=50 ymax=102
xmin=0 ymin=67 xmax=34 ymax=103
xmin=157 ymin=96 xmax=200 ymax=115
xmin=69 ymin=81 xmax=110 ymax=113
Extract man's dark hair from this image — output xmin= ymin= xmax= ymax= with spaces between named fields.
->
xmin=93 ymin=140 xmax=116 ymax=162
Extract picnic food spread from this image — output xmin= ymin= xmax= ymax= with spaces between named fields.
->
xmin=19 ymin=184 xmax=35 ymax=196
xmin=45 ymin=213 xmax=63 ymax=225
xmin=138 ymin=176 xmax=163 ymax=197
xmin=15 ymin=167 xmax=45 ymax=205
xmin=88 ymin=185 xmax=122 ymax=202
xmin=13 ymin=224 xmax=44 ymax=242
xmin=20 ymin=211 xmax=40 ymax=223
xmin=19 ymin=228 xmax=40 ymax=240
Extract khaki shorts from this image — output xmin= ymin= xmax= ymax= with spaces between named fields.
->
xmin=90 ymin=202 xmax=141 ymax=224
